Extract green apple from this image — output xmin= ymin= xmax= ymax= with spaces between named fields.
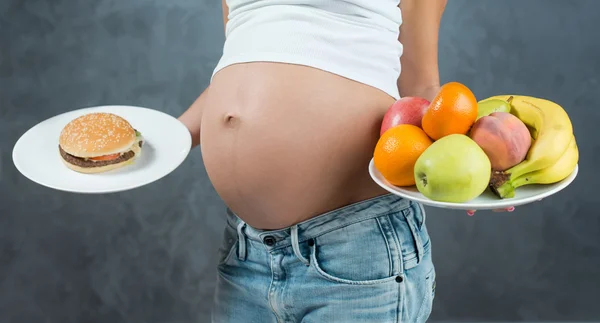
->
xmin=414 ymin=134 xmax=491 ymax=203
xmin=476 ymin=96 xmax=512 ymax=121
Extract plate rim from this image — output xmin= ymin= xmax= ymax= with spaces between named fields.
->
xmin=368 ymin=158 xmax=578 ymax=210
xmin=12 ymin=104 xmax=192 ymax=194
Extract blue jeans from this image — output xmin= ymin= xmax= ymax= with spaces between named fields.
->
xmin=212 ymin=193 xmax=436 ymax=323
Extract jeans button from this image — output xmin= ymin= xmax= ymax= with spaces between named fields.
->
xmin=263 ymin=236 xmax=276 ymax=246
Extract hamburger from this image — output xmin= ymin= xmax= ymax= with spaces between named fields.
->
xmin=58 ymin=112 xmax=143 ymax=174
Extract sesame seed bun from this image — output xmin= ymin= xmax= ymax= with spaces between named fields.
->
xmin=59 ymin=112 xmax=137 ymax=158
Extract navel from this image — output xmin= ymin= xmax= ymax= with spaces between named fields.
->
xmin=223 ymin=113 xmax=240 ymax=128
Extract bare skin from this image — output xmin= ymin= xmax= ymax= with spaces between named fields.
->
xmin=178 ymin=0 xmax=509 ymax=228
xmin=200 ymin=63 xmax=398 ymax=229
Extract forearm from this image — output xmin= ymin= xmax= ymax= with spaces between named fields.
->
xmin=179 ymin=1 xmax=228 ymax=149
xmin=178 ymin=87 xmax=209 ymax=148
xmin=397 ymin=0 xmax=447 ymax=100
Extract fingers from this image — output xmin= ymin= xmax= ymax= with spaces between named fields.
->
xmin=467 ymin=206 xmax=515 ymax=216
xmin=493 ymin=206 xmax=515 ymax=212
xmin=465 ymin=198 xmax=544 ymax=217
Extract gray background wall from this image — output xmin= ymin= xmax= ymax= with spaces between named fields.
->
xmin=1 ymin=0 xmax=598 ymax=322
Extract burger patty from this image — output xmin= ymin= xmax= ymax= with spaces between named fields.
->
xmin=59 ymin=140 xmax=143 ymax=168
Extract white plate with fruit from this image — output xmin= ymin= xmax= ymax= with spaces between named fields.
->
xmin=12 ymin=105 xmax=192 ymax=194
xmin=370 ymin=82 xmax=579 ymax=210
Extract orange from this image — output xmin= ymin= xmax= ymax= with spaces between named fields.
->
xmin=373 ymin=124 xmax=433 ymax=187
xmin=421 ymin=82 xmax=478 ymax=140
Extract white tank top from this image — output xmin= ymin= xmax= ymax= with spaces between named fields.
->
xmin=212 ymin=0 xmax=404 ymax=100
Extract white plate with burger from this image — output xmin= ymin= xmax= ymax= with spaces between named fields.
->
xmin=12 ymin=105 xmax=192 ymax=194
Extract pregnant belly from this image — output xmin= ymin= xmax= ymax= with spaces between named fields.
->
xmin=200 ymin=62 xmax=394 ymax=229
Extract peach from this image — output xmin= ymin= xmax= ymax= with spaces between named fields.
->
xmin=468 ymin=112 xmax=532 ymax=171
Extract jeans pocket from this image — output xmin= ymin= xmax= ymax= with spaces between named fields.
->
xmin=309 ymin=216 xmax=400 ymax=285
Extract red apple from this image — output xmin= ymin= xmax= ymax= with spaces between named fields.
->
xmin=380 ymin=97 xmax=431 ymax=136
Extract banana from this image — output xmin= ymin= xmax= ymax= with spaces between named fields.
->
xmin=481 ymin=95 xmax=573 ymax=179
xmin=492 ymin=135 xmax=579 ymax=198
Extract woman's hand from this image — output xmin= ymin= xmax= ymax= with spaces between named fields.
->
xmin=405 ymin=84 xmax=441 ymax=103
xmin=466 ymin=207 xmax=515 ymax=216
xmin=401 ymin=87 xmax=522 ymax=217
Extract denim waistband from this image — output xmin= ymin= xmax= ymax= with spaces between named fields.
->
xmin=227 ymin=193 xmax=413 ymax=256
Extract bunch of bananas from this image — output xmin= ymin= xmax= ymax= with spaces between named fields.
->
xmin=481 ymin=95 xmax=578 ymax=199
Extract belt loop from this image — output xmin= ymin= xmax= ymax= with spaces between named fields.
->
xmin=291 ymin=225 xmax=310 ymax=266
xmin=404 ymin=210 xmax=424 ymax=264
xmin=376 ymin=216 xmax=403 ymax=276
xmin=236 ymin=221 xmax=247 ymax=261
xmin=417 ymin=202 xmax=426 ymax=230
